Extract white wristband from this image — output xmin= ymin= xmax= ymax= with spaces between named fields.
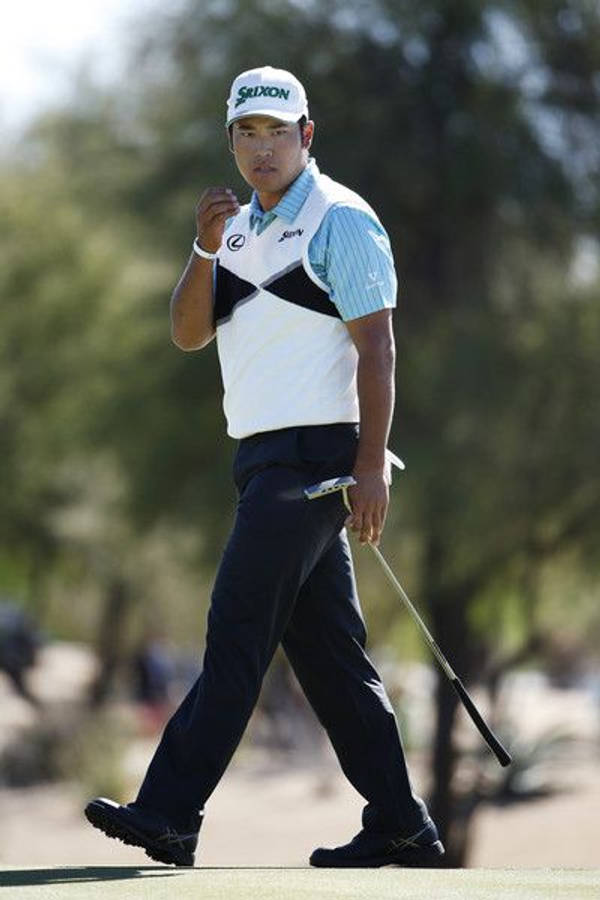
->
xmin=193 ymin=238 xmax=217 ymax=260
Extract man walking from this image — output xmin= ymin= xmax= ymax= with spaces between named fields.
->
xmin=85 ymin=66 xmax=443 ymax=869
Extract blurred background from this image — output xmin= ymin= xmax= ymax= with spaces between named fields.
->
xmin=1 ymin=0 xmax=599 ymax=870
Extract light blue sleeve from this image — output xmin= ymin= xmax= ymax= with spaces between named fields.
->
xmin=308 ymin=205 xmax=398 ymax=321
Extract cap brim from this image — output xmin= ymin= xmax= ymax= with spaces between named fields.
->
xmin=226 ymin=108 xmax=305 ymax=126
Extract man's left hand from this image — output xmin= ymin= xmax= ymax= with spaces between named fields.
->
xmin=346 ymin=470 xmax=389 ymax=546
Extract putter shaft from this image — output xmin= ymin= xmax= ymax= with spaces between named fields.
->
xmin=339 ymin=483 xmax=511 ymax=768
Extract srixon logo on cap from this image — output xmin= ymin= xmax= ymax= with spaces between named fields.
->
xmin=235 ymin=85 xmax=291 ymax=109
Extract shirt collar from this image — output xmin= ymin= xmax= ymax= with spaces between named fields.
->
xmin=249 ymin=158 xmax=318 ymax=227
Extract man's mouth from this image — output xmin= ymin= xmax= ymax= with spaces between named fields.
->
xmin=253 ymin=164 xmax=277 ymax=173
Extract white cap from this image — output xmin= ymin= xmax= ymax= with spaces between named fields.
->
xmin=226 ymin=66 xmax=309 ymax=126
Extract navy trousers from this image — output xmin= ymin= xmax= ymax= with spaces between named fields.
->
xmin=135 ymin=424 xmax=427 ymax=834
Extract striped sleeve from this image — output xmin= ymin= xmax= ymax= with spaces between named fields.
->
xmin=308 ymin=205 xmax=398 ymax=321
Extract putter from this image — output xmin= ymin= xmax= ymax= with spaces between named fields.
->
xmin=304 ymin=474 xmax=512 ymax=768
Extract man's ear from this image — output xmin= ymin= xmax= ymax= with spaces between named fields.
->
xmin=302 ymin=120 xmax=315 ymax=149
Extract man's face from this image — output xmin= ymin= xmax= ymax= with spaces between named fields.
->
xmin=230 ymin=115 xmax=314 ymax=210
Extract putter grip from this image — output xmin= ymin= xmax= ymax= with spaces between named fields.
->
xmin=452 ymin=677 xmax=512 ymax=767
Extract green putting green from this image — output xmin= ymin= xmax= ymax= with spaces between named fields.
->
xmin=0 ymin=867 xmax=598 ymax=899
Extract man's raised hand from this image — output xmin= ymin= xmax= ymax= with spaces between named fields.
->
xmin=195 ymin=188 xmax=240 ymax=254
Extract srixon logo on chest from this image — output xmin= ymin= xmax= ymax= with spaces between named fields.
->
xmin=278 ymin=228 xmax=304 ymax=243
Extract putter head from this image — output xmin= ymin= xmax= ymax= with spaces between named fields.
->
xmin=304 ymin=475 xmax=357 ymax=501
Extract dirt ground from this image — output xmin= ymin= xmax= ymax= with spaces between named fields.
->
xmin=1 ymin=643 xmax=599 ymax=869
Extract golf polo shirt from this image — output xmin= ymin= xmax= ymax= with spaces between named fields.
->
xmin=214 ymin=159 xmax=397 ymax=439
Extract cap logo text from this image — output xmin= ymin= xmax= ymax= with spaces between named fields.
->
xmin=235 ymin=85 xmax=291 ymax=109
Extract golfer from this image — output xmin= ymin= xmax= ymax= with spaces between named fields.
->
xmin=85 ymin=65 xmax=444 ymax=869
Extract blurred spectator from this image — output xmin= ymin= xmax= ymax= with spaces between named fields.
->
xmin=0 ymin=601 xmax=43 ymax=707
xmin=132 ymin=636 xmax=177 ymax=733
xmin=258 ymin=653 xmax=326 ymax=758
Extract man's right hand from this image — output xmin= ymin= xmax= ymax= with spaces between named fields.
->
xmin=195 ymin=188 xmax=240 ymax=254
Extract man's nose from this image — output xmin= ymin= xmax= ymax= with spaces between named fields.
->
xmin=254 ymin=137 xmax=274 ymax=157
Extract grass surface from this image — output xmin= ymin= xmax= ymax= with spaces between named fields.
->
xmin=1 ymin=867 xmax=599 ymax=899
